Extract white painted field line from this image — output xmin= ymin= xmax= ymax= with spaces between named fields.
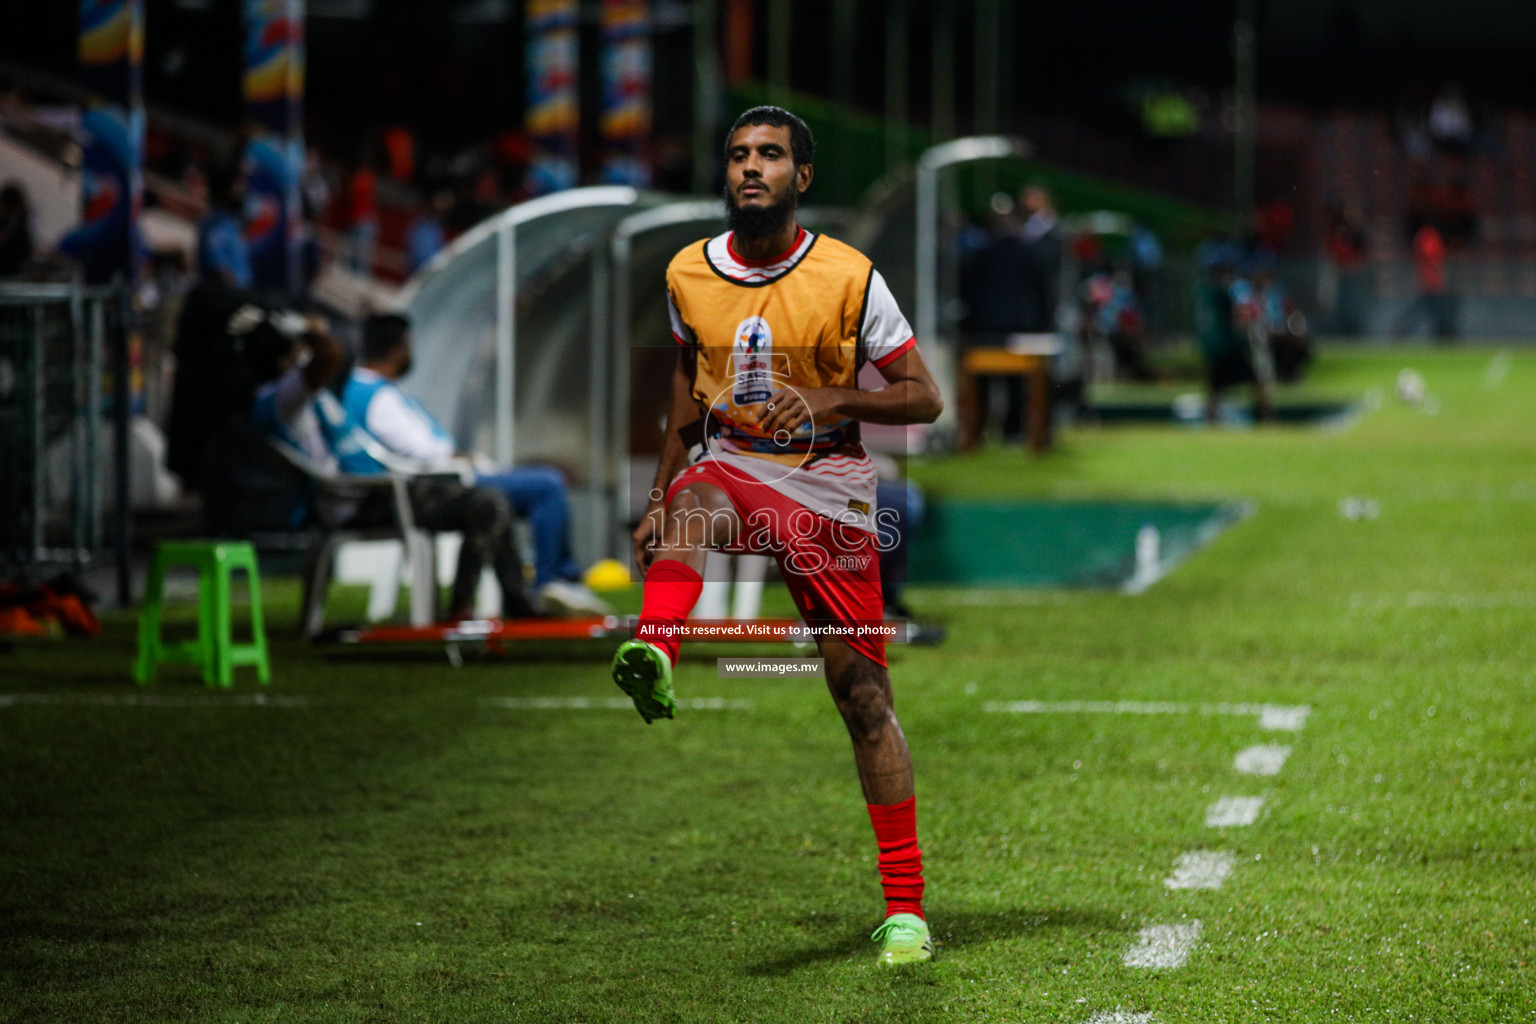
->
xmin=1349 ymin=591 xmax=1536 ymax=610
xmin=982 ymin=699 xmax=1310 ymax=732
xmin=1123 ymin=920 xmax=1202 ymax=969
xmin=481 ymin=696 xmax=752 ymax=711
xmin=937 ymin=589 xmax=1087 ymax=607
xmin=1083 ymin=1013 xmax=1155 ymax=1024
xmin=0 ymin=693 xmax=308 ymax=709
xmin=1164 ymin=851 xmax=1236 ymax=890
xmin=1234 ymin=744 xmax=1291 ymax=776
xmin=1206 ymin=795 xmax=1265 ymax=827
xmin=1257 ymin=705 xmax=1309 ymax=731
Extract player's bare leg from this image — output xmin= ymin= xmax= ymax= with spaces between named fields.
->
xmin=821 ymin=638 xmax=913 ymax=805
xmin=613 ymin=482 xmax=742 ymax=722
xmin=821 ymin=637 xmax=932 ymax=965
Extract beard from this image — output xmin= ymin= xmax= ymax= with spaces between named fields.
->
xmin=724 ymin=181 xmax=797 ymax=242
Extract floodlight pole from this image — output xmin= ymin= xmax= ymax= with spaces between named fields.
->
xmin=931 ymin=3 xmax=955 ymax=141
xmin=1234 ymin=0 xmax=1257 ymax=214
xmin=884 ymin=0 xmax=909 ymax=169
xmin=691 ymin=0 xmax=721 ymax=195
xmin=915 ymin=135 xmax=1029 ymax=442
xmin=767 ymin=0 xmax=791 ymax=103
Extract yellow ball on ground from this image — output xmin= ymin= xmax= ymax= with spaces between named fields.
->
xmin=583 ymin=558 xmax=633 ymax=592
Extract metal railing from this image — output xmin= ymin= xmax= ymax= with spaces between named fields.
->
xmin=0 ymin=282 xmax=132 ymax=604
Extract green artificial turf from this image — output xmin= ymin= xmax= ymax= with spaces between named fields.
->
xmin=2 ymin=346 xmax=1534 ymax=1022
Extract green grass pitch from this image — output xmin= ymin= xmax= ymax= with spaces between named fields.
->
xmin=1 ymin=346 xmax=1533 ymax=1022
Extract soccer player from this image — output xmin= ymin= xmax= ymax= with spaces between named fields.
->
xmin=609 ymin=107 xmax=943 ymax=966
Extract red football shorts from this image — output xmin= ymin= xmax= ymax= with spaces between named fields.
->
xmin=666 ymin=459 xmax=888 ymax=666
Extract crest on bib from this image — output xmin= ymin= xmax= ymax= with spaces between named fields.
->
xmin=732 ymin=316 xmax=775 ymax=404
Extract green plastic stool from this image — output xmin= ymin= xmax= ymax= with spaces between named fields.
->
xmin=134 ymin=540 xmax=271 ymax=688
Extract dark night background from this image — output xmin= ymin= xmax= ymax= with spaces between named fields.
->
xmin=6 ymin=1 xmax=1536 ymax=155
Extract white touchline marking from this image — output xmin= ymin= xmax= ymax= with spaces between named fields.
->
xmin=1349 ymin=591 xmax=1536 ymax=610
xmin=1257 ymin=705 xmax=1309 ymax=731
xmin=481 ymin=696 xmax=752 ymax=711
xmin=982 ymin=700 xmax=1310 ymax=731
xmin=1164 ymin=851 xmax=1236 ymax=890
xmin=986 ymin=699 xmax=1187 ymax=715
xmin=1206 ymin=796 xmax=1265 ymax=827
xmin=1405 ymin=483 xmax=1536 ymax=504
xmin=1123 ymin=921 xmax=1202 ymax=969
xmin=1234 ymin=744 xmax=1291 ymax=776
xmin=0 ymin=693 xmax=308 ymax=708
xmin=1083 ymin=1013 xmax=1155 ymax=1024
xmin=938 ymin=589 xmax=1087 ymax=606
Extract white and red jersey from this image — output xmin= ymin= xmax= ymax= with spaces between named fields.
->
xmin=665 ymin=227 xmax=916 ymax=533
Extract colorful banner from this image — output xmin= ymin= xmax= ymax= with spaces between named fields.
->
xmin=525 ymin=0 xmax=579 ymax=195
xmin=78 ymin=0 xmax=142 ymax=105
xmin=243 ymin=0 xmax=305 ymax=293
xmin=600 ymin=0 xmax=652 ymax=186
xmin=66 ymin=0 xmax=144 ymax=286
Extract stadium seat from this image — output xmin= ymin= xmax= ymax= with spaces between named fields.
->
xmin=263 ymin=440 xmax=441 ymax=638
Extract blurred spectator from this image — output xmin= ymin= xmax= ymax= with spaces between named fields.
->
xmin=405 ymin=188 xmax=452 ymax=276
xmin=1128 ymin=220 xmax=1165 ymax=335
xmin=0 ymin=181 xmax=34 ymax=278
xmin=1246 ymin=257 xmax=1311 ymax=383
xmin=244 ymin=310 xmax=538 ymax=621
xmin=959 ymin=197 xmax=1031 ymax=442
xmin=1081 ymin=267 xmax=1156 ymax=382
xmin=195 ymin=158 xmax=252 ymax=290
xmin=1428 ymin=84 xmax=1474 ymax=154
xmin=874 ymin=470 xmax=924 ymax=621
xmin=381 ymin=124 xmax=416 ymax=184
xmin=1019 ymin=184 xmax=1062 ymax=324
xmin=339 ymin=159 xmax=379 ymax=275
xmin=1193 ymin=239 xmax=1273 ymax=425
xmin=1395 ymin=223 xmax=1456 ymax=340
xmin=339 ymin=313 xmax=606 ymax=616
xmin=1322 ymin=199 xmax=1369 ymax=335
xmin=164 ymin=282 xmax=261 ymax=487
xmin=1252 ymin=198 xmax=1295 ymax=256
xmin=301 ymin=148 xmax=332 ymax=224
xmin=1434 ymin=176 xmax=1477 ymax=248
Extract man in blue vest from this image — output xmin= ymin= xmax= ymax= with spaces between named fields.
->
xmin=342 ymin=314 xmax=610 ymax=617
xmin=242 ymin=307 xmax=538 ymax=621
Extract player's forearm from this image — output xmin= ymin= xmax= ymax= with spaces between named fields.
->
xmin=829 ymin=380 xmax=943 ymax=425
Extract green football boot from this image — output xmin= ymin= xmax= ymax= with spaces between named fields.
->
xmin=871 ymin=913 xmax=934 ymax=966
xmin=610 ymin=639 xmax=676 ymax=724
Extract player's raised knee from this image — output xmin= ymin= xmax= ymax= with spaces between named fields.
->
xmin=835 ymin=673 xmax=895 ymax=744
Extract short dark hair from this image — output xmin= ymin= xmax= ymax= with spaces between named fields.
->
xmin=362 ymin=313 xmax=412 ymax=364
xmin=725 ymin=106 xmax=814 ymax=168
xmin=241 ymin=319 xmax=295 ymax=385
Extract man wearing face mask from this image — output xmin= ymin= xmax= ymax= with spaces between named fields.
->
xmin=343 ymin=313 xmax=611 ymax=617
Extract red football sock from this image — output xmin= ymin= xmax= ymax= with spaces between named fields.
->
xmin=867 ymin=796 xmax=925 ymax=920
xmin=636 ymin=559 xmax=703 ymax=665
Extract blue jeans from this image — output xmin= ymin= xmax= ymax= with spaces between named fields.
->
xmin=474 ymin=466 xmax=580 ymax=587
xmin=875 ymin=478 xmax=925 ymax=600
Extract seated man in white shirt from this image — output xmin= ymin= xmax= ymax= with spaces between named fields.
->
xmin=341 ymin=313 xmax=609 ymax=616
xmin=241 ymin=307 xmax=538 ymax=621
